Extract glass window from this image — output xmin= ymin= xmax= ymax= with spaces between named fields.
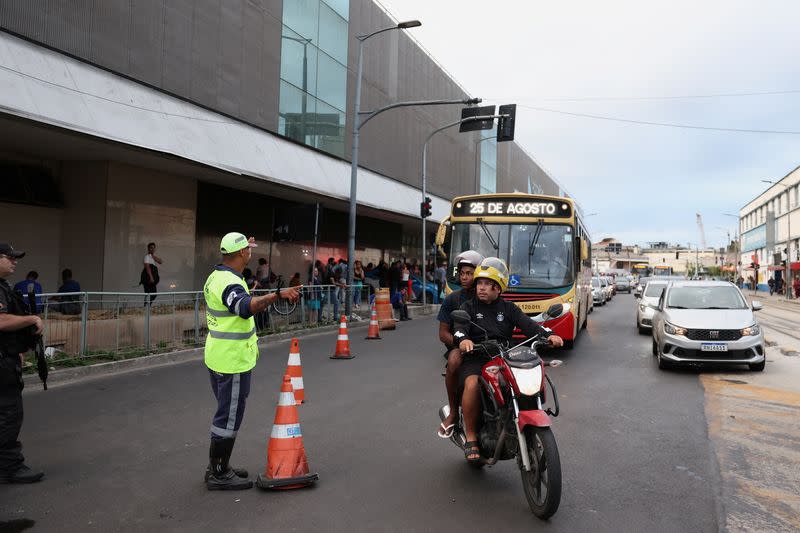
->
xmin=667 ymin=286 xmax=746 ymax=309
xmin=480 ymin=135 xmax=497 ymax=194
xmin=315 ymin=52 xmax=347 ymax=111
xmin=509 ymin=224 xmax=574 ymax=288
xmin=280 ymin=26 xmax=318 ymax=93
xmin=278 ymin=80 xmax=317 ymax=143
xmin=318 ymin=2 xmax=349 ymax=64
xmin=644 ymin=283 xmax=667 ymax=297
xmin=310 ymin=99 xmax=346 ymax=157
xmin=449 ymin=223 xmax=509 ymax=279
xmin=283 ymin=0 xmax=320 ymax=42
xmin=323 ymin=0 xmax=349 ymax=20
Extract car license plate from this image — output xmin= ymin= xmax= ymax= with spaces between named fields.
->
xmin=701 ymin=343 xmax=728 ymax=352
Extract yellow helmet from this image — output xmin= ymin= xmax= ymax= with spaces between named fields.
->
xmin=474 ymin=257 xmax=510 ymax=292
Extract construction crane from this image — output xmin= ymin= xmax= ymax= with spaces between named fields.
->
xmin=696 ymin=213 xmax=707 ymax=249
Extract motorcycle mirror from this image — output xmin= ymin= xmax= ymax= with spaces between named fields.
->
xmin=450 ymin=310 xmax=471 ymax=324
xmin=547 ymin=359 xmax=563 ymax=368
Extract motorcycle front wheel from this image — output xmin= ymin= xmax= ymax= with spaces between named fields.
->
xmin=519 ymin=427 xmax=562 ymax=520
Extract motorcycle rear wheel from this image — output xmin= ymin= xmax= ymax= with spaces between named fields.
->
xmin=519 ymin=427 xmax=561 ymax=520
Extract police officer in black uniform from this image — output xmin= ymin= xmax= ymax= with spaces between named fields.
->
xmin=0 ymin=243 xmax=44 ymax=483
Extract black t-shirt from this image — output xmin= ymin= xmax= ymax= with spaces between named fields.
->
xmin=453 ymin=297 xmax=548 ymax=346
xmin=437 ymin=289 xmax=473 ymax=329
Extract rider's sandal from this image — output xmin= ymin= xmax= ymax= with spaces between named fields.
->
xmin=464 ymin=441 xmax=481 ymax=462
xmin=437 ymin=423 xmax=455 ymax=439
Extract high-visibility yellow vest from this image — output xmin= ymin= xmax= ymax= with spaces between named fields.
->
xmin=203 ymin=268 xmax=258 ymax=373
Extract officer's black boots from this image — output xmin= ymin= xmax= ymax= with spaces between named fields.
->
xmin=0 ymin=464 xmax=44 ymax=484
xmin=206 ymin=438 xmax=252 ymax=490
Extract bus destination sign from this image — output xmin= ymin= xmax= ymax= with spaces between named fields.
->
xmin=452 ymin=197 xmax=572 ymax=218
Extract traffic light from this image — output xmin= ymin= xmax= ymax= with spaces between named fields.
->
xmin=420 ymin=196 xmax=432 ymax=219
xmin=497 ymin=104 xmax=516 ymax=142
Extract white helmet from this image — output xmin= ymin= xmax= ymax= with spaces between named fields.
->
xmin=455 ymin=250 xmax=484 ymax=269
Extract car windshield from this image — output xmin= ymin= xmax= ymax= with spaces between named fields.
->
xmin=450 ymin=223 xmax=575 ymax=288
xmin=666 ymin=286 xmax=747 ymax=309
xmin=591 ymin=278 xmax=601 ymax=288
xmin=644 ymin=283 xmax=667 ymax=297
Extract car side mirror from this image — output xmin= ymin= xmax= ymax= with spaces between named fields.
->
xmin=751 ymin=301 xmax=763 ymax=311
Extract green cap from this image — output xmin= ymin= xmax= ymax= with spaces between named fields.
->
xmin=220 ymin=232 xmax=257 ymax=254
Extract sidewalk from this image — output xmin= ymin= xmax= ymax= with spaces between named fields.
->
xmin=745 ymin=289 xmax=800 ymax=306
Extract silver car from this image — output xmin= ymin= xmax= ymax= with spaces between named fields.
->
xmin=633 ymin=276 xmax=652 ymax=298
xmin=650 ymin=281 xmax=765 ymax=371
xmin=635 ymin=280 xmax=668 ymax=334
xmin=615 ymin=277 xmax=632 ymax=293
xmin=591 ymin=277 xmax=607 ymax=306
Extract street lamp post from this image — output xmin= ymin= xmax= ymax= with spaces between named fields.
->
xmin=345 ymin=19 xmax=481 ymax=315
xmin=762 ymin=180 xmax=793 ymax=299
xmin=420 ymin=113 xmax=510 ymax=305
xmin=723 ymin=212 xmax=741 ymax=285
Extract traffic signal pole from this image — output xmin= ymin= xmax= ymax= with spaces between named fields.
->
xmin=420 ymin=113 xmax=509 ymax=305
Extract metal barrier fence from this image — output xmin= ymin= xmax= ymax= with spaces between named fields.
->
xmin=33 ymin=284 xmax=371 ymax=361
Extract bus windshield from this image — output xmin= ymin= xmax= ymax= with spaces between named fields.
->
xmin=450 ymin=223 xmax=574 ymax=289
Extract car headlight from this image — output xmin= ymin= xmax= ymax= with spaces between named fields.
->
xmin=639 ymin=304 xmax=647 ymax=312
xmin=741 ymin=324 xmax=760 ymax=336
xmin=664 ymin=322 xmax=687 ymax=336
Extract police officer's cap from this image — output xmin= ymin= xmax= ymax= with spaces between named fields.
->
xmin=0 ymin=244 xmax=25 ymax=259
xmin=220 ymin=232 xmax=258 ymax=254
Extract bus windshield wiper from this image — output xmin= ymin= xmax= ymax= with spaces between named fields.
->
xmin=527 ymin=219 xmax=544 ymax=273
xmin=477 ymin=218 xmax=500 ymax=252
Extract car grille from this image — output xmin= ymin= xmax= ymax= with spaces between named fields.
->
xmin=671 ymin=347 xmax=757 ymax=360
xmin=685 ymin=329 xmax=742 ymax=341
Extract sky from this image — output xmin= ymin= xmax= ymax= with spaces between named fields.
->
xmin=376 ymin=0 xmax=800 ymax=249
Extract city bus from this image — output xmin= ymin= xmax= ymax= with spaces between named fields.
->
xmin=652 ymin=265 xmax=674 ymax=276
xmin=436 ymin=193 xmax=592 ymax=349
xmin=632 ymin=263 xmax=651 ymax=278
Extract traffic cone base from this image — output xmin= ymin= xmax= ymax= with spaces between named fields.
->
xmin=330 ymin=315 xmax=355 ymax=359
xmin=365 ymin=302 xmax=381 ymax=340
xmin=257 ymin=376 xmax=318 ymax=491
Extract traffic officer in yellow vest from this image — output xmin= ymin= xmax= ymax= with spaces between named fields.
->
xmin=204 ymin=232 xmax=301 ymax=490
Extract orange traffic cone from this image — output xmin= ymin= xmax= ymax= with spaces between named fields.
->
xmin=330 ymin=315 xmax=355 ymax=359
xmin=256 ymin=375 xmax=319 ymax=490
xmin=285 ymin=338 xmax=305 ymax=404
xmin=365 ymin=302 xmax=381 ymax=340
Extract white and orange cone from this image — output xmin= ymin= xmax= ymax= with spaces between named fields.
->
xmin=330 ymin=315 xmax=355 ymax=359
xmin=365 ymin=302 xmax=381 ymax=340
xmin=285 ymin=338 xmax=305 ymax=404
xmin=256 ymin=375 xmax=319 ymax=490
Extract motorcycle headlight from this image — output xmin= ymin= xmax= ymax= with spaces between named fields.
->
xmin=741 ymin=324 xmax=760 ymax=336
xmin=509 ymin=365 xmax=543 ymax=396
xmin=664 ymin=322 xmax=687 ymax=336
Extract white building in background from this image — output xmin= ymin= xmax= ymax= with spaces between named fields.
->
xmin=738 ymin=164 xmax=800 ymax=290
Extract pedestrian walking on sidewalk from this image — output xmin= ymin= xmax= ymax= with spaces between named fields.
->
xmin=0 ymin=244 xmax=44 ymax=484
xmin=768 ymin=277 xmax=775 ymax=296
xmin=202 ymin=232 xmax=301 ymax=491
xmin=140 ymin=242 xmax=162 ymax=305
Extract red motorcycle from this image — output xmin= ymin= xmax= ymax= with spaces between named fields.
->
xmin=440 ymin=305 xmax=567 ymax=520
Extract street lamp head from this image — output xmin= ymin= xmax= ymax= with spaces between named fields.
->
xmin=397 ymin=20 xmax=422 ymax=29
xmin=762 ymin=179 xmax=775 ymax=185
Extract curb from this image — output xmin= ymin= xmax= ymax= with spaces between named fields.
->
xmin=23 ymin=305 xmax=439 ymax=389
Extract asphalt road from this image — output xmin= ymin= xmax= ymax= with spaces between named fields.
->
xmin=1 ymin=295 xmax=722 ymax=532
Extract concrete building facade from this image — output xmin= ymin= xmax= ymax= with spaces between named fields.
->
xmin=738 ymin=164 xmax=800 ymax=291
xmin=0 ymin=1 xmax=561 ymax=292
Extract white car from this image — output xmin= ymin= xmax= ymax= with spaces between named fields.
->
xmin=635 ymin=280 xmax=669 ymax=334
xmin=600 ymin=277 xmax=613 ymax=301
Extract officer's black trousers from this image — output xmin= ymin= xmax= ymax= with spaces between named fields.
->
xmin=0 ymin=356 xmax=25 ymax=473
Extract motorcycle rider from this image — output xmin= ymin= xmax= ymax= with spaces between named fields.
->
xmin=436 ymin=250 xmax=483 ymax=438
xmin=454 ymin=257 xmax=563 ymax=462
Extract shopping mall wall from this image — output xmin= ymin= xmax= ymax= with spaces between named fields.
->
xmin=0 ymin=0 xmax=559 ymax=202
